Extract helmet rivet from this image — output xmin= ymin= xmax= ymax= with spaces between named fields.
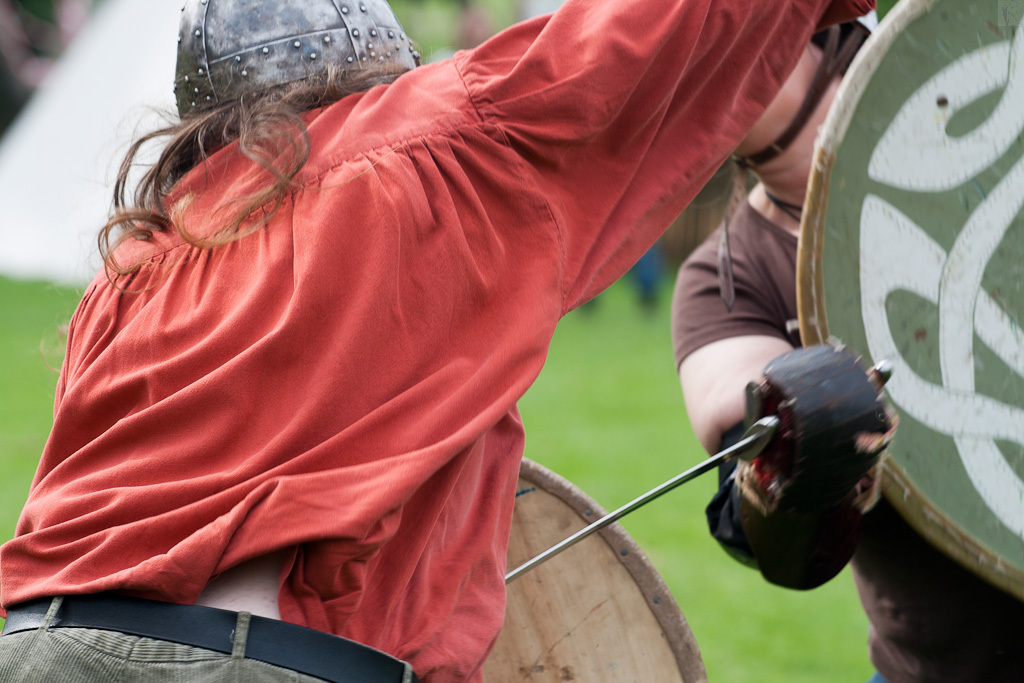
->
xmin=175 ymin=0 xmax=420 ymax=108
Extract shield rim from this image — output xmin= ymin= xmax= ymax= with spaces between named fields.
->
xmin=796 ymin=0 xmax=1024 ymax=602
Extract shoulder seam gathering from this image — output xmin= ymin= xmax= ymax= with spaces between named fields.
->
xmin=449 ymin=55 xmax=571 ymax=315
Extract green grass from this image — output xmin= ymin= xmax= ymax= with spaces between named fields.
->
xmin=0 ymin=274 xmax=870 ymax=682
xmin=0 ymin=278 xmax=83 ymax=545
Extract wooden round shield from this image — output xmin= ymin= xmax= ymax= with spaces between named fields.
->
xmin=483 ymin=459 xmax=707 ymax=682
xmin=798 ymin=0 xmax=1024 ymax=599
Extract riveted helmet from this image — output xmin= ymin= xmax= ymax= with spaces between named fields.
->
xmin=174 ymin=0 xmax=421 ymax=117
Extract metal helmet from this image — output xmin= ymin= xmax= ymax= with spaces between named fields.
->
xmin=174 ymin=0 xmax=420 ymax=117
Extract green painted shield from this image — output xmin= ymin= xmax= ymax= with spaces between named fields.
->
xmin=798 ymin=0 xmax=1024 ymax=598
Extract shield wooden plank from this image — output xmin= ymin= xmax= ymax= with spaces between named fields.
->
xmin=484 ymin=459 xmax=707 ymax=682
xmin=799 ymin=0 xmax=1024 ymax=599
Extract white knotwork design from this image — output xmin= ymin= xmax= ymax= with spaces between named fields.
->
xmin=861 ymin=26 xmax=1024 ymax=538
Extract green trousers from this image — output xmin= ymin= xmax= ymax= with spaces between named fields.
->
xmin=0 ymin=599 xmax=328 ymax=682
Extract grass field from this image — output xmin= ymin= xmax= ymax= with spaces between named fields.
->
xmin=0 ymin=274 xmax=872 ymax=682
xmin=0 ymin=278 xmax=82 ymax=545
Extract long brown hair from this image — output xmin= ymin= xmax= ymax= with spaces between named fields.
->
xmin=100 ymin=63 xmax=409 ymax=275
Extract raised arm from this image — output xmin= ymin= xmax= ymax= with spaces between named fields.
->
xmin=456 ymin=0 xmax=874 ymax=311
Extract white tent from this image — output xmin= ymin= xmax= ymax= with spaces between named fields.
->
xmin=0 ymin=0 xmax=179 ymax=285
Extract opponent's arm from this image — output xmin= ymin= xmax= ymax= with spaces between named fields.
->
xmin=679 ymin=335 xmax=794 ymax=568
xmin=679 ymin=335 xmax=795 ymax=454
xmin=682 ymin=338 xmax=896 ymax=589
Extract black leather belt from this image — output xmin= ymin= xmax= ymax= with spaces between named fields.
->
xmin=1 ymin=594 xmax=417 ymax=683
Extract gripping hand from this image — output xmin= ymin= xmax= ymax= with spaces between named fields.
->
xmin=737 ymin=344 xmax=897 ymax=515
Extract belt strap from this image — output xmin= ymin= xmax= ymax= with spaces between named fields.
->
xmin=2 ymin=595 xmax=417 ymax=683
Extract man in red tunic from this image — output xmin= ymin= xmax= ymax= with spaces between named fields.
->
xmin=0 ymin=0 xmax=871 ymax=680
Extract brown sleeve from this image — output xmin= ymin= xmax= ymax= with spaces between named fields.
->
xmin=671 ymin=202 xmax=800 ymax=369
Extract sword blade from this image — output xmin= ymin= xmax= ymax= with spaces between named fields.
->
xmin=505 ymin=416 xmax=779 ymax=583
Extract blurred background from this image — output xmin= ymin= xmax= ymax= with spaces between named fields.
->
xmin=1 ymin=1 xmax=897 ymax=681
